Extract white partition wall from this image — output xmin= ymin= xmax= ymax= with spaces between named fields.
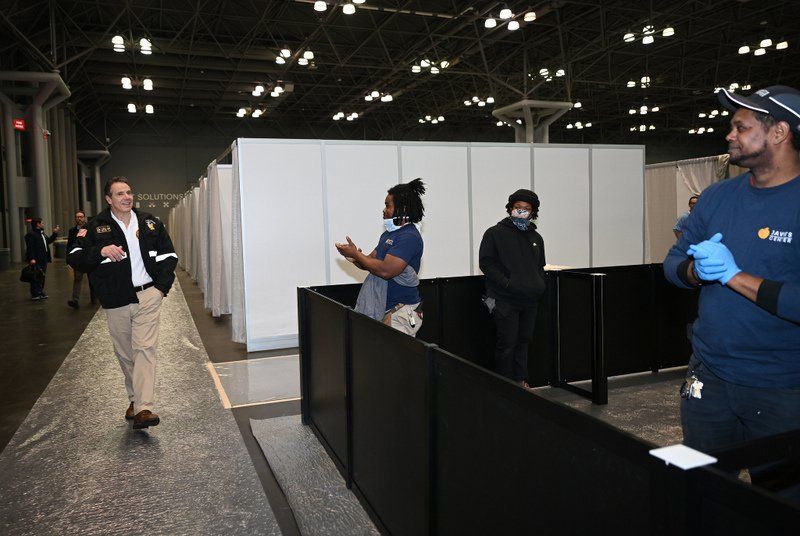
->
xmin=470 ymin=145 xmax=533 ymax=272
xmin=591 ymin=147 xmax=645 ymax=266
xmin=534 ymin=146 xmax=591 ymax=267
xmin=230 ymin=139 xmax=645 ymax=351
xmin=401 ymin=144 xmax=470 ymax=277
xmin=325 ymin=142 xmax=399 ymax=284
xmin=238 ymin=139 xmax=327 ymax=350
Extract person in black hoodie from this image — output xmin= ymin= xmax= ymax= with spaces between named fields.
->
xmin=479 ymin=189 xmax=546 ymax=386
xmin=24 ymin=217 xmax=60 ymax=300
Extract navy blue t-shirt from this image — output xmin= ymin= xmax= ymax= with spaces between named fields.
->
xmin=374 ymin=224 xmax=423 ymax=310
xmin=664 ymin=173 xmax=800 ymax=388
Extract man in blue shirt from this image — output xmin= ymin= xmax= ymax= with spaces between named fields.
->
xmin=672 ymin=195 xmax=698 ymax=239
xmin=336 ymin=179 xmax=425 ymax=336
xmin=663 ymin=85 xmax=800 ymax=500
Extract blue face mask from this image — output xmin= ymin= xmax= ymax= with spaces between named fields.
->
xmin=510 ymin=208 xmax=532 ymax=230
xmin=384 ymin=218 xmax=402 ymax=232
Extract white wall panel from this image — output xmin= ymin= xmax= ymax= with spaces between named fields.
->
xmin=591 ymin=147 xmax=645 ymax=266
xmin=470 ymin=145 xmax=532 ymax=273
xmin=400 ymin=145 xmax=470 ymax=277
xmin=325 ymin=143 xmax=400 ymax=284
xmin=217 ymin=164 xmax=234 ymax=314
xmin=533 ymin=146 xmax=590 ymax=268
xmin=238 ymin=140 xmax=326 ymax=350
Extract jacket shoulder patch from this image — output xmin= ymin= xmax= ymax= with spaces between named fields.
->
xmin=96 ymin=225 xmax=111 ymax=233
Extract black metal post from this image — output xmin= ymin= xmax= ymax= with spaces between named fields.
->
xmin=344 ymin=308 xmax=354 ymax=488
xmin=425 ymin=344 xmax=438 ymax=536
xmin=591 ymin=274 xmax=608 ymax=405
xmin=297 ymin=288 xmax=311 ymax=424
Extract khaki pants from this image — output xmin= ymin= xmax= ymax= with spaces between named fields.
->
xmin=105 ymin=286 xmax=163 ymax=413
xmin=383 ymin=302 xmax=422 ymax=337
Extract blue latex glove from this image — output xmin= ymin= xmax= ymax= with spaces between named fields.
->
xmin=687 ymin=233 xmax=742 ymax=285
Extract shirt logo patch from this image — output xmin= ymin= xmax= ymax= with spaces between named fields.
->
xmin=77 ymin=228 xmax=87 ymax=238
xmin=145 ymin=219 xmax=156 ymax=231
xmin=385 ymin=239 xmax=393 ymax=245
xmin=758 ymin=227 xmax=770 ymax=239
xmin=96 ymin=225 xmax=111 ymax=233
xmin=768 ymin=229 xmax=793 ymax=244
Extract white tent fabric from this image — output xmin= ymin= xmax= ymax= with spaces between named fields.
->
xmin=198 ymin=177 xmax=210 ymax=302
xmin=677 ymin=154 xmax=729 ymax=195
xmin=207 ymin=162 xmax=233 ymax=317
xmin=644 ymin=163 xmax=679 ymax=263
xmin=230 ymin=143 xmax=247 ymax=344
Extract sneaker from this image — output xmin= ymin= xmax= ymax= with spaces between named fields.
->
xmin=67 ymin=300 xmax=79 ymax=309
xmin=39 ymin=294 xmax=49 ymax=299
xmin=31 ymin=296 xmax=43 ymax=301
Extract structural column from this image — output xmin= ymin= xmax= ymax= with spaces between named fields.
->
xmin=0 ymin=96 xmax=21 ymax=262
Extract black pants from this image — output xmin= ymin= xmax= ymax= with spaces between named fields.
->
xmin=29 ymin=263 xmax=47 ymax=297
xmin=493 ymin=300 xmax=538 ymax=383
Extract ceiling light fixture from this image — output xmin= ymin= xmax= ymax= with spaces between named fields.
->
xmin=342 ymin=3 xmax=356 ymax=15
xmin=314 ymin=1 xmax=327 ymax=11
xmin=121 ymin=77 xmax=132 ymax=89
xmin=252 ymin=109 xmax=263 ymax=118
xmin=508 ymin=20 xmax=520 ymax=31
xmin=411 ymin=65 xmax=421 ymax=73
xmin=776 ymin=40 xmax=789 ymax=50
xmin=303 ymin=50 xmax=314 ymax=60
xmin=485 ymin=17 xmax=497 ymax=29
xmin=298 ymin=57 xmax=309 ymax=66
xmin=754 ymin=48 xmax=766 ymax=56
xmin=662 ymin=26 xmax=675 ymax=37
xmin=280 ymin=48 xmax=291 ymax=58
xmin=127 ymin=103 xmax=136 ymax=113
xmin=139 ymin=38 xmax=152 ymax=55
xmin=145 ymin=104 xmax=154 ymax=114
xmin=499 ymin=8 xmax=513 ymax=19
xmin=275 ymin=56 xmax=286 ymax=65
xmin=524 ymin=11 xmax=536 ymax=22
xmin=760 ymin=38 xmax=773 ymax=48
xmin=143 ymin=78 xmax=153 ymax=91
xmin=112 ymin=35 xmax=125 ymax=52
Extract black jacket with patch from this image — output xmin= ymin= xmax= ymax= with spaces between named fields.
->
xmin=67 ymin=208 xmax=177 ymax=309
xmin=479 ymin=217 xmax=546 ymax=305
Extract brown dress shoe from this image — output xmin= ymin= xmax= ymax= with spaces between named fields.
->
xmin=132 ymin=410 xmax=160 ymax=429
xmin=125 ymin=402 xmax=135 ymax=420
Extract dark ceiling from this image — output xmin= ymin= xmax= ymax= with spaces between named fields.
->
xmin=2 ymin=0 xmax=799 ymax=150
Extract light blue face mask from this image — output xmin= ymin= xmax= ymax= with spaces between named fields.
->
xmin=384 ymin=218 xmax=402 ymax=232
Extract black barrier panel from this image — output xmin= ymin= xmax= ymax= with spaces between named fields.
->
xmin=348 ymin=311 xmax=431 ymax=536
xmin=529 ymin=273 xmax=558 ymax=386
xmin=437 ymin=276 xmax=494 ymax=370
xmin=557 ymin=272 xmax=593 ymax=381
xmin=312 ymin=282 xmax=360 ymax=307
xmin=415 ymin=280 xmax=440 ymax=345
xmin=304 ymin=291 xmax=349 ymax=475
xmin=601 ymin=267 xmax=656 ymax=376
xmin=432 ymin=347 xmax=656 ymax=534
xmin=653 ymin=267 xmax=697 ymax=369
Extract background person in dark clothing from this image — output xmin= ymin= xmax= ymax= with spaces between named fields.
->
xmin=24 ymin=218 xmax=60 ymax=300
xmin=66 ymin=210 xmax=95 ymax=308
xmin=479 ymin=189 xmax=546 ymax=386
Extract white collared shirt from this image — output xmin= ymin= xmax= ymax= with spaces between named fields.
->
xmin=110 ymin=211 xmax=153 ymax=287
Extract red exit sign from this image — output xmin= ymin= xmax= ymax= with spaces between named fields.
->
xmin=13 ymin=119 xmax=26 ymax=131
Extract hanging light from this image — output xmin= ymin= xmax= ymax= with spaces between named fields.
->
xmin=380 ymin=94 xmax=393 ymax=102
xmin=275 ymin=86 xmax=284 ymax=94
xmin=430 ymin=66 xmax=440 ymax=74
xmin=485 ymin=17 xmax=497 ymax=29
xmin=411 ymin=65 xmax=421 ymax=73
xmin=555 ymin=69 xmax=565 ymax=77
xmin=642 ymin=35 xmax=654 ymax=45
xmin=440 ymin=60 xmax=450 ymax=68
xmin=707 ymin=127 xmax=714 ymax=133
xmin=566 ymin=123 xmax=574 ymax=129
xmin=472 ymin=96 xmax=479 ymax=102
xmin=342 ymin=3 xmax=356 ymax=15
xmin=251 ymin=109 xmax=262 ymax=118
xmin=688 ymin=129 xmax=696 ymax=134
xmin=145 ymin=104 xmax=154 ymax=114
xmin=420 ymin=59 xmax=431 ymax=68
xmin=314 ymin=1 xmax=327 ymax=11
xmin=370 ymin=90 xmax=379 ymax=98
xmin=651 ymin=106 xmax=659 ymax=112
xmin=275 ymin=56 xmax=286 ymax=64
xmin=139 ymin=38 xmax=152 ymax=55
xmin=585 ymin=122 xmax=592 ymax=127
xmin=303 ymin=50 xmax=314 ymax=60
xmin=623 ymin=32 xmax=635 ymax=43
xmin=754 ymin=48 xmax=766 ymax=56
xmin=280 ymin=48 xmax=291 ymax=58
xmin=486 ymin=96 xmax=495 ymax=103
xmin=639 ymin=125 xmax=646 ymax=132
xmin=127 ymin=103 xmax=136 ymax=113
xmin=121 ymin=77 xmax=132 ymax=89
xmin=508 ymin=20 xmax=520 ymax=31
xmin=237 ymin=108 xmax=246 ymax=117
xmin=776 ymin=40 xmax=789 ymax=50
xmin=464 ymin=100 xmax=471 ymax=106
xmin=499 ymin=8 xmax=513 ymax=19
xmin=438 ymin=116 xmax=444 ymax=122
xmin=478 ymin=100 xmax=486 ymax=107
xmin=648 ymin=125 xmax=655 ymax=130
xmin=142 ymin=78 xmax=153 ymax=91
xmin=112 ymin=35 xmax=125 ymax=52
xmin=255 ymin=84 xmax=264 ymax=94
xmin=629 ymin=108 xmax=637 ymax=115
xmin=364 ymin=95 xmax=373 ymax=101
xmin=496 ymin=121 xmax=504 ymax=126
xmin=270 ymin=91 xmax=279 ymax=97
xmin=574 ymin=101 xmax=582 ymax=108
xmin=353 ymin=0 xmax=365 ymax=3
xmin=697 ymin=127 xmax=706 ymax=134
xmin=699 ymin=112 xmax=707 ymax=118
xmin=662 ymin=26 xmax=675 ymax=37
xmin=627 ymin=80 xmax=636 ymax=88
xmin=431 ymin=119 xmax=439 ymax=124
xmin=524 ymin=11 xmax=536 ymax=22
xmin=642 ymin=25 xmax=655 ymax=34
xmin=738 ymin=45 xmax=750 ymax=54
xmin=298 ymin=57 xmax=309 ymax=65
xmin=760 ymin=38 xmax=773 ymax=48
xmin=640 ymin=105 xmax=648 ymax=114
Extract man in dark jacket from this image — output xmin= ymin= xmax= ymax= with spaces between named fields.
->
xmin=68 ymin=176 xmax=177 ymax=429
xmin=66 ymin=210 xmax=95 ymax=308
xmin=24 ymin=217 xmax=60 ymax=300
xmin=479 ymin=189 xmax=546 ymax=386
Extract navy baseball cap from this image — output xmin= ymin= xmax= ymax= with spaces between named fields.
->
xmin=717 ymin=85 xmax=800 ymax=134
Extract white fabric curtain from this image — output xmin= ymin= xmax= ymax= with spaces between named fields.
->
xmin=191 ymin=187 xmax=201 ymax=281
xmin=644 ymin=163 xmax=679 ymax=263
xmin=676 ymin=155 xmax=728 ymax=195
xmin=207 ymin=161 xmax=232 ymax=317
xmin=230 ymin=143 xmax=247 ymax=343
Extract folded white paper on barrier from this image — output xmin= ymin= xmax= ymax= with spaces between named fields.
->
xmin=649 ymin=444 xmax=717 ymax=470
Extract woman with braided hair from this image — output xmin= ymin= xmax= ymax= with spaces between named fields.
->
xmin=335 ymin=178 xmax=426 ymax=336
